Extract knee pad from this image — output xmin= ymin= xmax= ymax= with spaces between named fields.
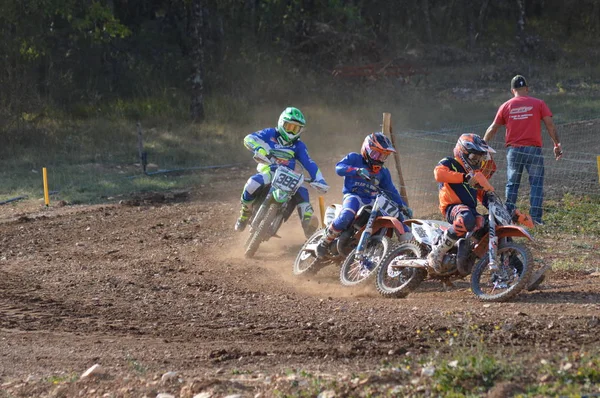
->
xmin=332 ymin=208 xmax=356 ymax=232
xmin=242 ymin=174 xmax=268 ymax=202
xmin=453 ymin=212 xmax=476 ymax=236
xmin=296 ymin=186 xmax=310 ymax=204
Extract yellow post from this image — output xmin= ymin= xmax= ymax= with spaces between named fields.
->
xmin=318 ymin=196 xmax=326 ymax=228
xmin=42 ymin=167 xmax=50 ymax=206
xmin=597 ymin=156 xmax=600 ymax=183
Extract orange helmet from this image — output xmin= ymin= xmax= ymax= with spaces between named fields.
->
xmin=453 ymin=133 xmax=495 ymax=172
xmin=361 ymin=132 xmax=396 ymax=172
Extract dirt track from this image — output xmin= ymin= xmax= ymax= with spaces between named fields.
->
xmin=1 ymin=167 xmax=599 ymax=397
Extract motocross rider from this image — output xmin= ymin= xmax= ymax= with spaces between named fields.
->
xmin=427 ymin=133 xmax=498 ymax=272
xmin=234 ymin=107 xmax=329 ymax=238
xmin=315 ymin=132 xmax=412 ymax=258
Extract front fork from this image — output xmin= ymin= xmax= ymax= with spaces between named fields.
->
xmin=487 ymin=212 xmax=498 ymax=270
xmin=250 ymin=199 xmax=270 ymax=230
xmin=250 ymin=186 xmax=293 ymax=231
xmin=355 ymin=210 xmax=376 ymax=257
xmin=354 ymin=210 xmax=387 ymax=270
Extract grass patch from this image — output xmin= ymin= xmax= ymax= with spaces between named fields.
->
xmin=542 ymin=194 xmax=600 ymax=236
xmin=431 ymin=355 xmax=515 ymax=396
xmin=0 ymin=166 xmax=209 ymax=205
xmin=126 ymin=354 xmax=146 ymax=374
xmin=268 ymin=347 xmax=600 ymax=397
xmin=0 ymin=115 xmax=246 ymax=204
xmin=44 ymin=373 xmax=78 ymax=385
xmin=266 ymin=318 xmax=600 ymax=397
xmin=512 ymin=194 xmax=600 ymax=272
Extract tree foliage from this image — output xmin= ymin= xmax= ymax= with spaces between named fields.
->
xmin=0 ymin=0 xmax=599 ymax=120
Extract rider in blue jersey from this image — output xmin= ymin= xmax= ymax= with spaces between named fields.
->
xmin=316 ymin=132 xmax=412 ymax=257
xmin=235 ymin=107 xmax=329 ymax=238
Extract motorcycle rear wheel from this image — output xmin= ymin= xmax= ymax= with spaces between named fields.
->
xmin=470 ymin=241 xmax=533 ymax=302
xmin=245 ymin=204 xmax=279 ymax=258
xmin=339 ymin=236 xmax=389 ymax=286
xmin=293 ymin=230 xmax=327 ymax=276
xmin=376 ymin=241 xmax=426 ymax=298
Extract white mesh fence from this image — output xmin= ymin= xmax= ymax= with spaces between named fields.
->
xmin=394 ymin=119 xmax=600 ymax=221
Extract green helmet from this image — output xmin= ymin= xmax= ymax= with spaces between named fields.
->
xmin=277 ymin=107 xmax=306 ymax=145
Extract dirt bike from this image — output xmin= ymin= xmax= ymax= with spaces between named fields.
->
xmin=376 ymin=179 xmax=538 ymax=302
xmin=294 ymin=183 xmax=410 ymax=287
xmin=244 ymin=154 xmax=322 ymax=258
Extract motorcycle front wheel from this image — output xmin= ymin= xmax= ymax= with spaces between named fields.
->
xmin=339 ymin=236 xmax=389 ymax=286
xmin=376 ymin=241 xmax=426 ymax=298
xmin=293 ymin=229 xmax=327 ymax=276
xmin=245 ymin=204 xmax=279 ymax=258
xmin=470 ymin=241 xmax=533 ymax=302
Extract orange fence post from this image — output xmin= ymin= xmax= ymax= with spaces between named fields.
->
xmin=42 ymin=167 xmax=50 ymax=207
xmin=318 ymin=196 xmax=326 ymax=228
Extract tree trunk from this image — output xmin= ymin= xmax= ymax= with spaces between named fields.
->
xmin=422 ymin=0 xmax=433 ymax=43
xmin=190 ymin=0 xmax=205 ymax=123
xmin=516 ymin=0 xmax=528 ymax=52
xmin=245 ymin=0 xmax=257 ymax=34
xmin=465 ymin=0 xmax=476 ymax=49
xmin=476 ymin=0 xmax=490 ymax=41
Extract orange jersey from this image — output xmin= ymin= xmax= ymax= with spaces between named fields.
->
xmin=434 ymin=157 xmax=491 ymax=215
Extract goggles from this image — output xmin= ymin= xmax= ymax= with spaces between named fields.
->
xmin=282 ymin=121 xmax=304 ymax=136
xmin=467 ymin=153 xmax=484 ymax=166
xmin=368 ymin=147 xmax=392 ymax=162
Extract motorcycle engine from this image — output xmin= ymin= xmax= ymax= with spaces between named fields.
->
xmin=439 ymin=253 xmax=457 ymax=273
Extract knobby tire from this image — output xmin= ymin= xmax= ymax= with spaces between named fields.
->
xmin=339 ymin=236 xmax=389 ymax=286
xmin=245 ymin=204 xmax=279 ymax=258
xmin=376 ymin=241 xmax=426 ymax=298
xmin=293 ymin=229 xmax=327 ymax=276
xmin=470 ymin=241 xmax=533 ymax=302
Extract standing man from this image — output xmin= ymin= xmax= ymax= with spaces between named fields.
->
xmin=484 ymin=75 xmax=563 ymax=225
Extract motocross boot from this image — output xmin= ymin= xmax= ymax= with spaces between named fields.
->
xmin=298 ymin=203 xmax=317 ymax=239
xmin=427 ymin=230 xmax=458 ymax=273
xmin=316 ymin=227 xmax=340 ymax=258
xmin=335 ymin=228 xmax=354 ymax=256
xmin=301 ymin=217 xmax=318 ymax=239
xmin=234 ymin=203 xmax=252 ymax=232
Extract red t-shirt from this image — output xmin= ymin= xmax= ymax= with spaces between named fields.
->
xmin=493 ymin=95 xmax=553 ymax=147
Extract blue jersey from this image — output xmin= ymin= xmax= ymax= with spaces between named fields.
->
xmin=244 ymin=128 xmax=324 ymax=182
xmin=336 ymin=152 xmax=406 ymax=207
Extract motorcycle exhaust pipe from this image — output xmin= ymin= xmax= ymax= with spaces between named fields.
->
xmin=303 ymin=242 xmax=319 ymax=254
xmin=389 ymin=258 xmax=429 ymax=269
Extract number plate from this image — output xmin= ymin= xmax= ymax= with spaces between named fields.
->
xmin=272 ymin=167 xmax=303 ymax=193
xmin=374 ymin=194 xmax=400 ymax=217
xmin=489 ymin=196 xmax=512 ymax=225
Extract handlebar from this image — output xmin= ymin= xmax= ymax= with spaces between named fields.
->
xmin=253 ymin=152 xmax=273 ymax=165
xmin=470 ymin=171 xmax=495 ymax=192
xmin=253 ymin=151 xmax=327 ymax=192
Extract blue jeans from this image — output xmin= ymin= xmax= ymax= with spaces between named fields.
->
xmin=505 ymin=146 xmax=544 ymax=223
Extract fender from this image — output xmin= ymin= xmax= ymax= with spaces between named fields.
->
xmin=404 ymin=219 xmax=452 ymax=230
xmin=473 ymin=225 xmax=533 ymax=258
xmin=371 ymin=216 xmax=407 ymax=237
xmin=271 ymin=188 xmax=291 ymax=203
